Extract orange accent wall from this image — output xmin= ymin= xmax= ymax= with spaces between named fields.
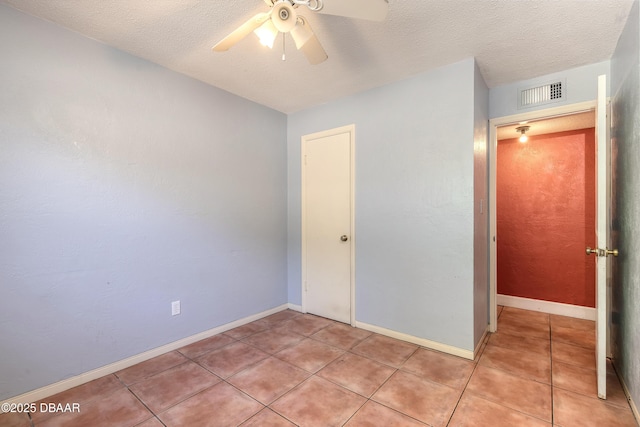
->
xmin=497 ymin=128 xmax=596 ymax=307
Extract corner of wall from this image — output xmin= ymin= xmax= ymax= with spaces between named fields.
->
xmin=473 ymin=60 xmax=490 ymax=347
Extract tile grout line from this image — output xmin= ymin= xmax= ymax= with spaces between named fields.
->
xmin=125 ymin=325 xmax=269 ymax=426
xmin=464 ymin=313 xmax=555 ymax=425
xmin=150 ymin=314 xmax=345 ymax=425
xmin=123 ymin=357 xmax=226 ymax=421
xmin=276 ymin=314 xmax=536 ymax=426
xmin=253 ymin=323 xmax=427 ymax=426
xmin=215 ymin=317 xmax=309 ymax=425
xmin=264 ymin=374 xmax=315 ymax=425
xmin=341 ymin=345 xmax=429 ymax=427
xmin=125 ymin=387 xmax=167 ymax=427
xmin=28 ymin=380 xmax=129 ymax=427
xmin=444 ymin=344 xmax=483 ymax=426
xmin=448 ymin=308 xmax=555 ymax=425
xmin=339 ymin=396 xmax=369 ymax=426
xmin=222 ymin=379 xmax=270 ymax=426
xmin=220 ymin=313 xmax=352 ymax=425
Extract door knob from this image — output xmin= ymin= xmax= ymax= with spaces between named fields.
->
xmin=586 ymin=247 xmax=619 ymax=257
xmin=340 ymin=235 xmax=348 ymax=242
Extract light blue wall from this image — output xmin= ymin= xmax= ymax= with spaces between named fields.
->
xmin=288 ymin=59 xmax=480 ymax=351
xmin=0 ymin=5 xmax=287 ymax=400
xmin=473 ymin=62 xmax=490 ymax=345
xmin=610 ymin=0 xmax=640 ymax=411
xmin=489 ymin=61 xmax=610 ymax=119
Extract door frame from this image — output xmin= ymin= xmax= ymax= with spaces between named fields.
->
xmin=595 ymin=74 xmax=610 ymax=398
xmin=301 ymin=124 xmax=356 ymax=326
xmin=488 ymin=101 xmax=597 ymax=332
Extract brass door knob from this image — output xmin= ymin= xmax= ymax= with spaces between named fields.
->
xmin=586 ymin=247 xmax=599 ymax=256
xmin=586 ymin=247 xmax=619 ymax=257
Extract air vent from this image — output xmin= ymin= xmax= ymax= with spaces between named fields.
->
xmin=518 ymin=80 xmax=565 ymax=109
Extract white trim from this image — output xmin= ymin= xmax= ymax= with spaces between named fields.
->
xmin=349 ymin=126 xmax=356 ymax=327
xmin=489 ymin=100 xmax=597 ymax=333
xmin=287 ymin=303 xmax=304 ymax=313
xmin=474 ymin=327 xmax=489 ymax=359
xmin=1 ymin=304 xmax=289 ymax=405
xmin=596 ymin=74 xmax=608 ymax=399
xmin=355 ymin=321 xmax=474 ymax=361
xmin=617 ymin=366 xmax=640 ymax=424
xmin=301 ymin=133 xmax=308 ymax=316
xmin=301 ymin=124 xmax=356 ymax=326
xmin=497 ymin=294 xmax=596 ymax=320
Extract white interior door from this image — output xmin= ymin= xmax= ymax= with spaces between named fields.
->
xmin=301 ymin=125 xmax=354 ymax=324
xmin=594 ymin=74 xmax=611 ymax=399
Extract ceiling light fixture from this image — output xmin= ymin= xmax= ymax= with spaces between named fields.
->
xmin=254 ymin=20 xmax=279 ymax=48
xmin=516 ymin=125 xmax=530 ymax=143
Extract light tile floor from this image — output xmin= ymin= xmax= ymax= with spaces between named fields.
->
xmin=2 ymin=307 xmax=638 ymax=426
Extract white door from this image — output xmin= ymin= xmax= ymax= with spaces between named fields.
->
xmin=592 ymin=74 xmax=616 ymax=399
xmin=301 ymin=125 xmax=354 ymax=324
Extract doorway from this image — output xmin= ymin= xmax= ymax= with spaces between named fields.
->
xmin=495 ymin=112 xmax=596 ymax=314
xmin=490 ymin=77 xmax=612 ymax=399
xmin=301 ymin=125 xmax=355 ymax=324
xmin=488 ymin=101 xmax=599 ymax=331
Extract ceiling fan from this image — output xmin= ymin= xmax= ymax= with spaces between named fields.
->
xmin=212 ymin=0 xmax=389 ymax=65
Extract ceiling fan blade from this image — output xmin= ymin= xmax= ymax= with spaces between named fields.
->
xmin=290 ymin=16 xmax=313 ymax=49
xmin=300 ymin=33 xmax=327 ymax=65
xmin=290 ymin=16 xmax=327 ymax=65
xmin=317 ymin=0 xmax=389 ymax=22
xmin=212 ymin=12 xmax=270 ymax=52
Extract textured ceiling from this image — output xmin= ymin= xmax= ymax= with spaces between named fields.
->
xmin=1 ymin=0 xmax=633 ymax=113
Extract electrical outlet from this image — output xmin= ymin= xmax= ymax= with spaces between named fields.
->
xmin=171 ymin=300 xmax=180 ymax=316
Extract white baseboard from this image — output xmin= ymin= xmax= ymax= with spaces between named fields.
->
xmin=355 ymin=321 xmax=474 ymax=360
xmin=1 ymin=304 xmax=289 ymax=405
xmin=474 ymin=327 xmax=489 ymax=360
xmin=287 ymin=303 xmax=304 ymax=313
xmin=497 ymin=294 xmax=596 ymax=320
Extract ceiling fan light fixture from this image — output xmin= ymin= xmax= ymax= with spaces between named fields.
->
xmin=254 ymin=20 xmax=279 ymax=48
xmin=213 ymin=0 xmax=388 ymax=64
xmin=290 ymin=17 xmax=313 ymax=49
xmin=271 ymin=2 xmax=297 ymax=32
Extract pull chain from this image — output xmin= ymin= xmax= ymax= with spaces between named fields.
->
xmin=282 ymin=32 xmax=286 ymax=61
